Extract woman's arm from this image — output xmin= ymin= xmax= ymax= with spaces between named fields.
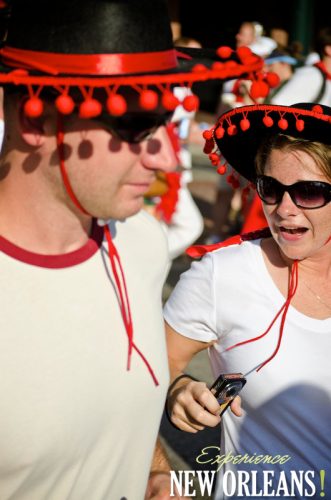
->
xmin=166 ymin=321 xmax=242 ymax=433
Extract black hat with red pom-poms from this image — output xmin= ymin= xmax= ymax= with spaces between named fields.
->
xmin=203 ymin=103 xmax=331 ymax=182
xmin=0 ymin=0 xmax=266 ymax=120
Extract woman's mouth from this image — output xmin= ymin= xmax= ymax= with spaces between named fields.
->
xmin=278 ymin=226 xmax=308 ymax=241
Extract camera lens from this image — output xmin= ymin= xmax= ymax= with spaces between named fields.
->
xmin=226 ymin=387 xmax=237 ymax=398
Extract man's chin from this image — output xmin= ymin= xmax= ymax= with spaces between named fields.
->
xmin=100 ymin=198 xmax=144 ymax=221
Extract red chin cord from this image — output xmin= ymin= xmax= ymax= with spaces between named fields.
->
xmin=226 ymin=259 xmax=299 ymax=372
xmin=56 ymin=114 xmax=159 ymax=385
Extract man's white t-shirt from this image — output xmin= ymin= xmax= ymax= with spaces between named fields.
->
xmin=0 ymin=210 xmax=170 ymax=500
xmin=164 ymin=239 xmax=331 ymax=499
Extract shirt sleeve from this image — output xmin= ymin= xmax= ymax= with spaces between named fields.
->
xmin=163 ymin=253 xmax=217 ymax=342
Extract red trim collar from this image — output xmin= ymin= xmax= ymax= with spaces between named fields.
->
xmin=314 ymin=61 xmax=331 ymax=80
xmin=0 ymin=220 xmax=104 ymax=268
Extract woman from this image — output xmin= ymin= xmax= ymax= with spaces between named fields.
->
xmin=164 ymin=103 xmax=331 ymax=499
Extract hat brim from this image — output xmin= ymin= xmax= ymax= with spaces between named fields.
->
xmin=214 ymin=103 xmax=331 ymax=182
xmin=0 ymin=47 xmax=263 ymax=88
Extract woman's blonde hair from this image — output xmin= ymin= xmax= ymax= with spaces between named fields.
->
xmin=255 ymin=134 xmax=331 ymax=182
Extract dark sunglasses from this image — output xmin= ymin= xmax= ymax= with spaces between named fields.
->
xmin=256 ymin=175 xmax=331 ymax=209
xmin=96 ymin=110 xmax=174 ymax=144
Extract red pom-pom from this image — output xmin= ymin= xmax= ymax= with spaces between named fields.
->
xmin=236 ymin=46 xmax=253 ymax=61
xmin=217 ymin=164 xmax=227 ymax=175
xmin=139 ymin=89 xmax=158 ymax=110
xmin=278 ymin=118 xmax=288 ymax=130
xmin=212 ymin=62 xmax=224 ymax=71
xmin=263 ymin=116 xmax=274 ymax=127
xmin=250 ymin=81 xmax=269 ymax=99
xmin=240 ymin=118 xmax=250 ymax=131
xmin=265 ymin=72 xmax=280 ymax=88
xmin=79 ymin=98 xmax=102 ymax=118
xmin=202 ymin=129 xmax=214 ymax=140
xmin=182 ymin=95 xmax=199 ymax=112
xmin=217 ymin=46 xmax=232 ymax=59
xmin=224 ymin=60 xmax=237 ymax=69
xmin=203 ymin=139 xmax=214 ymax=154
xmin=209 ymin=152 xmax=220 ymax=163
xmin=192 ymin=63 xmax=207 ymax=73
xmin=227 ymin=124 xmax=238 ymax=136
xmin=106 ymin=94 xmax=127 ymax=116
xmin=161 ymin=91 xmax=179 ymax=111
xmin=24 ymin=97 xmax=44 ymax=117
xmin=55 ymin=94 xmax=75 ymax=115
xmin=312 ymin=104 xmax=323 ymax=114
xmin=227 ymin=174 xmax=240 ymax=188
xmin=215 ymin=126 xmax=225 ymax=139
xmin=296 ymin=119 xmax=305 ymax=131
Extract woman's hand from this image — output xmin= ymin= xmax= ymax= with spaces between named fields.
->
xmin=167 ymin=377 xmax=242 ymax=433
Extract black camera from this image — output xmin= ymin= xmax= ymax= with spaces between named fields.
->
xmin=210 ymin=372 xmax=246 ymax=415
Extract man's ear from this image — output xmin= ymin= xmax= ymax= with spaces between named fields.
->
xmin=18 ymin=98 xmax=46 ymax=147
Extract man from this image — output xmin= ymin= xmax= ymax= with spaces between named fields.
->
xmin=0 ymin=1 xmax=264 ymax=498
xmin=272 ymin=27 xmax=331 ymax=105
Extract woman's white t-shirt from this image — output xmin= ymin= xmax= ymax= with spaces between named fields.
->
xmin=164 ymin=239 xmax=331 ymax=499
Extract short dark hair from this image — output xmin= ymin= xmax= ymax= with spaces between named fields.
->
xmin=315 ymin=27 xmax=331 ymax=58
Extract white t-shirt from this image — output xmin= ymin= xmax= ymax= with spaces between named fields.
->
xmin=271 ymin=65 xmax=331 ymax=106
xmin=164 ymin=239 xmax=331 ymax=499
xmin=160 ymin=185 xmax=203 ymax=260
xmin=0 ymin=210 xmax=170 ymax=500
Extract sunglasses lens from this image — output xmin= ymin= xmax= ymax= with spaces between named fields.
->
xmin=257 ymin=176 xmax=281 ymax=204
xmin=293 ymin=182 xmax=330 ymax=208
xmin=98 ymin=111 xmax=173 ymax=143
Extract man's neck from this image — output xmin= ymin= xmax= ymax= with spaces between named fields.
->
xmin=0 ymin=177 xmax=92 ymax=255
xmin=0 ymin=208 xmax=93 ymax=255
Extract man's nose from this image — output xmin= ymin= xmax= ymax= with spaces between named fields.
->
xmin=142 ymin=125 xmax=178 ymax=173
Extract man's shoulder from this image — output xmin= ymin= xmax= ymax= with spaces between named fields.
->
xmin=117 ymin=210 xmax=167 ymax=240
xmin=112 ymin=211 xmax=169 ymax=265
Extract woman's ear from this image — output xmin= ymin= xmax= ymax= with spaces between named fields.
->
xmin=18 ymin=98 xmax=46 ymax=147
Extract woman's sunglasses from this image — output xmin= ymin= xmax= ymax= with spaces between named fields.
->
xmin=256 ymin=175 xmax=331 ymax=209
xmin=97 ymin=110 xmax=174 ymax=144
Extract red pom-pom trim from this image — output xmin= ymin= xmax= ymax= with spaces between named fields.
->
xmin=106 ymin=94 xmax=127 ymax=116
xmin=265 ymin=72 xmax=280 ymax=88
xmin=217 ymin=164 xmax=227 ymax=175
xmin=211 ymin=62 xmax=224 ymax=71
xmin=79 ymin=98 xmax=102 ymax=118
xmin=215 ymin=126 xmax=225 ymax=139
xmin=250 ymin=81 xmax=269 ymax=99
xmin=192 ymin=63 xmax=207 ymax=73
xmin=24 ymin=97 xmax=44 ymax=117
xmin=203 ymin=138 xmax=214 ymax=154
xmin=278 ymin=118 xmax=288 ymax=130
xmin=263 ymin=115 xmax=274 ymax=127
xmin=161 ymin=91 xmax=179 ymax=111
xmin=202 ymin=129 xmax=214 ymax=140
xmin=312 ymin=104 xmax=323 ymax=114
xmin=139 ymin=89 xmax=158 ymax=110
xmin=236 ymin=46 xmax=253 ymax=62
xmin=227 ymin=124 xmax=238 ymax=136
xmin=55 ymin=94 xmax=75 ymax=115
xmin=296 ymin=119 xmax=305 ymax=131
xmin=240 ymin=118 xmax=250 ymax=131
xmin=182 ymin=94 xmax=199 ymax=112
xmin=216 ymin=46 xmax=232 ymax=59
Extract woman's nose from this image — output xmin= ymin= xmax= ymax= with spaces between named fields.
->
xmin=276 ymin=191 xmax=300 ymax=217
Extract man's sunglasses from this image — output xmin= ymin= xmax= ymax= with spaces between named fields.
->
xmin=96 ymin=110 xmax=174 ymax=144
xmin=256 ymin=175 xmax=331 ymax=209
